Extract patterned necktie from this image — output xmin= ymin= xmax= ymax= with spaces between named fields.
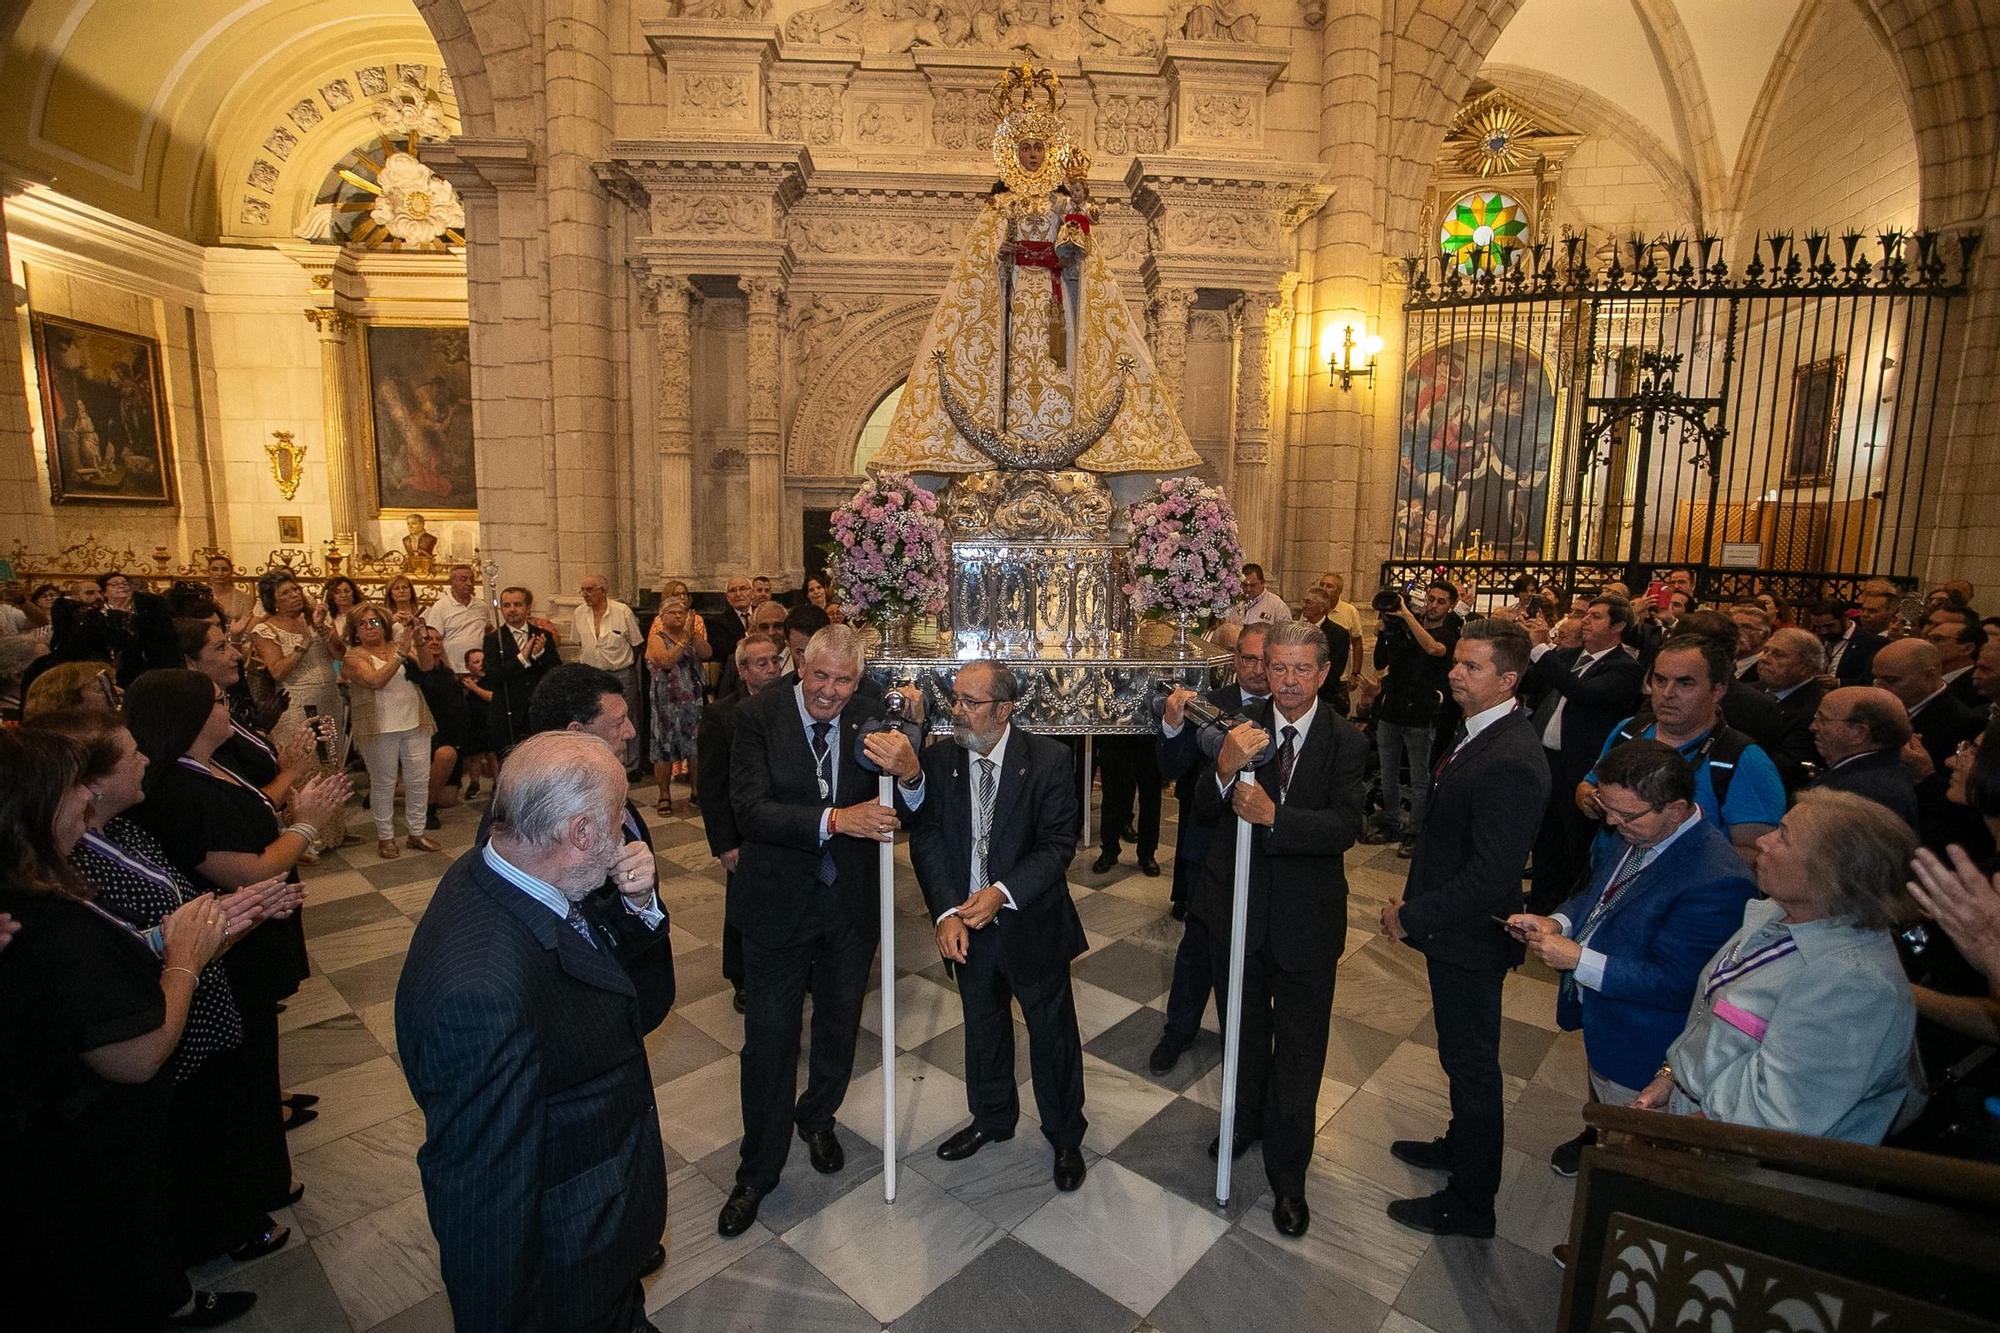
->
xmin=1276 ymin=725 xmax=1298 ymax=801
xmin=1602 ymin=842 xmax=1656 ymax=907
xmin=564 ymin=901 xmax=599 ymax=951
xmin=811 ymin=721 xmax=838 ymax=886
xmin=973 ymin=757 xmax=997 ymax=889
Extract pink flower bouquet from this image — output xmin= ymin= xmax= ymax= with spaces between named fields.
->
xmin=828 ymin=472 xmax=951 ymax=625
xmin=1123 ymin=476 xmax=1244 ymax=625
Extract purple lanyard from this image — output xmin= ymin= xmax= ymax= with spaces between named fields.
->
xmin=1703 ymin=935 xmax=1799 ymax=1002
xmin=81 ymin=829 xmax=190 ymax=902
xmin=230 ymin=719 xmax=278 ymax=765
xmin=178 ymin=754 xmax=278 ymax=819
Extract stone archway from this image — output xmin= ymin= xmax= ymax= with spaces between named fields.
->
xmin=787 ymin=298 xmax=938 ymax=480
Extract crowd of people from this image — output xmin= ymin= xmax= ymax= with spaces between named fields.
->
xmin=4 ymin=554 xmax=2000 ymax=1329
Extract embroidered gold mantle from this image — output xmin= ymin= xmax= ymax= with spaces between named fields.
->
xmin=876 ymin=195 xmax=1198 ymax=475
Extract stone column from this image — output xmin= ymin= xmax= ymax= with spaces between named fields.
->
xmin=0 ymin=189 xmax=49 ymax=548
xmin=304 ymin=308 xmax=360 ymax=537
xmin=648 ymin=275 xmax=697 ymax=584
xmin=1230 ymin=291 xmax=1278 ymax=564
xmin=544 ymin=0 xmax=618 ymax=590
xmin=1149 ymin=284 xmax=1196 ymax=413
xmin=741 ymin=276 xmax=784 ymax=581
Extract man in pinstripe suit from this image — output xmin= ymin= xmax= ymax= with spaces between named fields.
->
xmin=398 ymin=732 xmax=677 ymax=1332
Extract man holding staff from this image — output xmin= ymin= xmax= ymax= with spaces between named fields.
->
xmin=1166 ymin=619 xmax=1368 ymax=1238
xmin=880 ymin=660 xmax=1089 ymax=1191
xmin=717 ymin=625 xmax=905 ymax=1238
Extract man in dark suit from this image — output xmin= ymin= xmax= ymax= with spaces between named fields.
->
xmin=704 ymin=575 xmax=755 ymax=675
xmin=1178 ymin=620 xmax=1368 ymax=1239
xmin=1810 ymin=599 xmax=1883 ymax=685
xmin=398 ymin=732 xmax=676 ymax=1333
xmin=1749 ymin=627 xmax=1827 ymax=792
xmin=1381 ymin=618 xmax=1549 ymax=1238
xmin=713 ymin=601 xmax=788 ymax=699
xmin=1148 ymin=624 xmax=1270 ymax=1074
xmin=1505 ymin=740 xmax=1756 ymax=1176
xmin=1872 ymin=637 xmax=1991 ymax=856
xmin=1807 ymin=685 xmax=1921 ymax=827
xmin=698 ymin=633 xmax=789 ymax=1012
xmin=481 ymin=585 xmax=560 ymax=752
xmin=1522 ymin=595 xmax=1645 ymax=912
xmin=1925 ymin=613 xmax=1985 ymax=710
xmin=885 ymin=660 xmax=1089 ymax=1190
xmin=718 ymin=625 xmax=899 ymax=1237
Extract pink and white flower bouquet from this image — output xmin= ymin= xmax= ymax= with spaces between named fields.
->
xmin=828 ymin=472 xmax=951 ymax=625
xmin=1124 ymin=476 xmax=1244 ymax=626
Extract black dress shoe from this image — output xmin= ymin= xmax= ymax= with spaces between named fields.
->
xmin=1207 ymin=1129 xmax=1258 ymax=1161
xmin=1090 ymin=850 xmax=1119 ymax=874
xmin=1272 ymin=1194 xmax=1311 ymax=1238
xmin=165 ymin=1291 xmax=257 ymax=1327
xmin=639 ymin=1242 xmax=666 ymax=1277
xmin=716 ymin=1185 xmax=763 ymax=1238
xmin=1053 ymin=1145 xmax=1086 ymax=1191
xmin=1170 ymin=901 xmax=1188 ymax=921
xmin=281 ymin=1106 xmax=318 ymax=1133
xmin=1395 ymin=836 xmax=1417 ymax=859
xmin=1139 ymin=856 xmax=1161 ymax=877
xmin=1147 ymin=1032 xmax=1190 ymax=1075
xmin=803 ymin=1127 xmax=844 ymax=1174
xmin=936 ymin=1124 xmax=1013 ymax=1161
xmin=281 ymin=1093 xmax=319 ymax=1110
xmin=1389 ymin=1136 xmax=1451 ymax=1171
xmin=1386 ymin=1190 xmax=1496 ymax=1238
xmin=732 ymin=987 xmax=746 ymax=1015
xmin=227 ymin=1222 xmax=290 ymax=1262
xmin=1550 ymin=1126 xmax=1595 ymax=1178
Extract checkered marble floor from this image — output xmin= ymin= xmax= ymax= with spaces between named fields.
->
xmin=190 ymin=785 xmax=1585 ymax=1332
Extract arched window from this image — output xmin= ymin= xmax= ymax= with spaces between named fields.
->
xmin=851 ymin=381 xmax=905 ymax=475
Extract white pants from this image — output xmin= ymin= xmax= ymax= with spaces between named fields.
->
xmin=357 ymin=728 xmax=429 ymax=840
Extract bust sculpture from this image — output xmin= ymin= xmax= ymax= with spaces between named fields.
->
xmin=402 ymin=513 xmax=439 ymax=574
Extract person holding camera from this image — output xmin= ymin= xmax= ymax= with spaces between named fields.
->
xmin=1367 ymin=580 xmax=1462 ymax=855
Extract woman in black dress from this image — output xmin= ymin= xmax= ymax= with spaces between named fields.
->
xmin=0 ymin=728 xmax=250 ymax=1329
xmin=37 ymin=709 xmax=303 ymax=1262
xmin=181 ymin=617 xmax=320 ymax=810
xmin=125 ymin=670 xmax=349 ymax=1213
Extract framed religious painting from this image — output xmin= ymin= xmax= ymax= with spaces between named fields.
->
xmin=30 ymin=311 xmax=176 ymax=505
xmin=360 ymin=323 xmax=477 ymax=516
xmin=1783 ymin=356 xmax=1844 ymax=484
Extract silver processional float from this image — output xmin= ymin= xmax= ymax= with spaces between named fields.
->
xmin=839 ymin=63 xmax=1271 ymax=1209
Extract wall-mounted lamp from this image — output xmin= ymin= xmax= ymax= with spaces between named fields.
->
xmin=1330 ymin=325 xmax=1383 ymax=391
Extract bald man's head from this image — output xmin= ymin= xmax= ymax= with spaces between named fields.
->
xmin=1813 ymin=685 xmax=1912 ymax=766
xmin=1869 ymin=637 xmax=1943 ymax=709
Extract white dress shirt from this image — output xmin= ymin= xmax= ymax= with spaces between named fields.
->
xmin=909 ymin=726 xmax=1023 ymax=923
xmin=573 ymin=599 xmax=644 ymax=671
xmin=1232 ymin=589 xmax=1290 ymax=625
xmin=1541 ymin=648 xmax=1613 ymax=750
xmin=482 ymin=839 xmax=662 ymax=930
xmin=1448 ymin=696 xmax=1518 ymax=760
xmin=1218 ymin=696 xmax=1319 ymax=800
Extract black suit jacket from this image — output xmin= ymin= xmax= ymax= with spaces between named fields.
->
xmin=905 ymin=727 xmax=1084 ymax=978
xmin=1314 ymin=618 xmax=1353 ymax=710
xmin=1188 ymin=700 xmax=1368 ymax=972
xmin=480 ymin=623 xmax=559 ymax=750
xmin=1910 ymin=690 xmax=1992 ymax=856
xmin=727 ymin=682 xmax=886 ymax=947
xmin=1401 ymin=707 xmax=1551 ymax=970
xmin=705 ymin=610 xmax=750 ymax=678
xmin=1946 ymin=670 xmax=1982 ymax=712
xmin=697 ymin=690 xmax=748 ymax=858
xmin=1754 ymin=678 xmax=1825 ymax=793
xmin=1810 ymin=748 xmax=1921 ymax=828
xmin=396 ymin=848 xmax=674 ymax=1332
xmin=1829 ymin=626 xmax=1885 ymax=685
xmin=1522 ymin=645 xmax=1645 ymax=787
xmin=1160 ymin=682 xmax=1266 ymax=802
xmin=1720 ymin=677 xmax=1786 ymax=757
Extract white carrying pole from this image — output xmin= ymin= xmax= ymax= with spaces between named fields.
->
xmin=878 ymin=773 xmax=898 ymax=1204
xmin=1215 ymin=777 xmax=1256 ymax=1208
xmin=1080 ymin=734 xmax=1095 ymax=850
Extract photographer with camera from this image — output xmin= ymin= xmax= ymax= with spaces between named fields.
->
xmin=1366 ymin=580 xmax=1462 ymax=856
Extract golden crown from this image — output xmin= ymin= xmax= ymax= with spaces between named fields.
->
xmin=992 ymin=63 xmax=1065 ymax=118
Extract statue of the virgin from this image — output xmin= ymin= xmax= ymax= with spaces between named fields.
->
xmin=874 ymin=64 xmax=1198 ymax=475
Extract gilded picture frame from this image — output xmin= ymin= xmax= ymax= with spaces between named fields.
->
xmin=30 ymin=311 xmax=176 ymax=506
xmin=359 ymin=323 xmax=477 ymax=517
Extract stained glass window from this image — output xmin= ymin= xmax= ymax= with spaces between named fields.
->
xmin=1440 ymin=192 xmax=1528 ymax=272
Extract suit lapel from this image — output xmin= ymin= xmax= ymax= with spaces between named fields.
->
xmin=470 ymin=852 xmax=636 ymax=999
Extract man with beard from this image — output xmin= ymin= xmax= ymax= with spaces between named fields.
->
xmin=883 ymin=660 xmax=1089 ymax=1191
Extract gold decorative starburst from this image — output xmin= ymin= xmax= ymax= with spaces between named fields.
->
xmin=1455 ymin=103 xmax=1537 ymax=178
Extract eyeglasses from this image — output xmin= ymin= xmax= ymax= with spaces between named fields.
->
xmin=1599 ymin=800 xmax=1663 ymax=825
xmin=951 ymin=695 xmax=1003 ymax=712
xmin=1812 ymin=711 xmax=1856 ymax=726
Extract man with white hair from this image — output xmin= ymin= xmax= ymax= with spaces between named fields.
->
xmin=574 ymin=574 xmax=646 ymax=772
xmin=718 ymin=624 xmax=904 ymax=1238
xmin=397 ymin=731 xmax=677 ymax=1333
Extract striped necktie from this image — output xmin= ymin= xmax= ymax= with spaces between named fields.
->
xmin=973 ymin=757 xmax=997 ymax=888
xmin=812 ymin=721 xmax=838 ymax=886
xmin=564 ymin=902 xmax=599 ymax=951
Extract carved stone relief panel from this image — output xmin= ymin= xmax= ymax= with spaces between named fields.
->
xmin=1092 ymin=89 xmax=1169 ymax=156
xmin=851 ymin=99 xmax=926 ymax=147
xmin=930 ymin=84 xmax=997 ymax=152
xmin=768 ymin=80 xmax=845 ymax=145
xmin=652 ymin=194 xmax=767 ymax=236
xmin=675 ymin=71 xmax=757 ymax=129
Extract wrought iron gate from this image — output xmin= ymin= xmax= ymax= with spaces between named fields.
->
xmin=1382 ymin=230 xmax=1975 ymax=603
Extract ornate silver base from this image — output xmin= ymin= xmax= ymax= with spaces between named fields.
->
xmin=870 ymin=640 xmax=1230 ymax=735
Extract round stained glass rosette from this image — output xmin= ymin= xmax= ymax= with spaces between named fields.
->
xmin=1441 ymin=192 xmax=1528 ymax=272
